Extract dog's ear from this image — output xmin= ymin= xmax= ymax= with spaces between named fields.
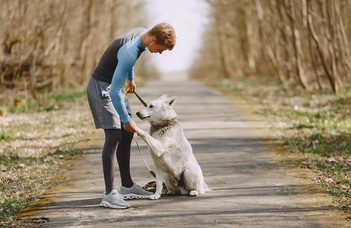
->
xmin=159 ymin=94 xmax=168 ymax=100
xmin=165 ymin=96 xmax=177 ymax=107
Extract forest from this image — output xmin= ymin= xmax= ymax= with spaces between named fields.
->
xmin=1 ymin=0 xmax=350 ymax=107
xmin=192 ymin=0 xmax=351 ymax=94
xmin=0 ymin=0 xmax=155 ymax=112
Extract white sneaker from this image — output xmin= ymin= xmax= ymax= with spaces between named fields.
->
xmin=120 ymin=182 xmax=153 ymax=200
xmin=100 ymin=189 xmax=130 ymax=209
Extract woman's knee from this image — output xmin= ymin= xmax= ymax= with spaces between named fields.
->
xmin=104 ymin=129 xmax=121 ymax=143
xmin=121 ymin=127 xmax=134 ymax=142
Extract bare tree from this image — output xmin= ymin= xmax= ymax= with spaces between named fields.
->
xmin=192 ymin=0 xmax=351 ymax=93
xmin=0 ymin=0 xmax=152 ymax=105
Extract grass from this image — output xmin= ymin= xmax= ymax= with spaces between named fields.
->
xmin=0 ymin=130 xmax=14 ymax=142
xmin=0 ymin=87 xmax=89 ymax=227
xmin=0 ymin=149 xmax=82 ymax=225
xmin=51 ymin=89 xmax=86 ymax=102
xmin=285 ymin=133 xmax=351 ymax=212
xmin=6 ymin=87 xmax=87 ymax=114
xmin=208 ymin=75 xmax=351 ymax=214
xmin=0 ymin=199 xmax=28 ymax=222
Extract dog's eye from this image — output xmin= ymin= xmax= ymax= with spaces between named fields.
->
xmin=149 ymin=104 xmax=154 ymax=108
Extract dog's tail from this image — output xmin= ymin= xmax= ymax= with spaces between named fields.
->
xmin=203 ymin=182 xmax=212 ymax=192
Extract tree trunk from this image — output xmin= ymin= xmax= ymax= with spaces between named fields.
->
xmin=287 ymin=0 xmax=309 ymax=89
xmin=255 ymin=0 xmax=286 ymax=85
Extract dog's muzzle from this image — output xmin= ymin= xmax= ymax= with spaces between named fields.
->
xmin=136 ymin=111 xmax=150 ymax=120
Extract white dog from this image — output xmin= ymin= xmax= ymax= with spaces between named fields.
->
xmin=135 ymin=94 xmax=209 ymax=199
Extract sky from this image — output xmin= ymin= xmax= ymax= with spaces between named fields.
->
xmin=145 ymin=0 xmax=210 ymax=73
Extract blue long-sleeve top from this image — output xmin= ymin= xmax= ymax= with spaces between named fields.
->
xmin=91 ymin=27 xmax=146 ymax=124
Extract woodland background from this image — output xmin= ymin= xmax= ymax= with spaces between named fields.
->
xmin=1 ymin=0 xmax=350 ymax=108
xmin=191 ymin=0 xmax=351 ymax=94
xmin=0 ymin=0 xmax=155 ymax=110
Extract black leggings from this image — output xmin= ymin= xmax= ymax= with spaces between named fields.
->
xmin=102 ymin=127 xmax=134 ymax=194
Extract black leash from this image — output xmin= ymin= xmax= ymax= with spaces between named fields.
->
xmin=133 ymin=91 xmax=147 ymax=107
xmin=125 ymin=89 xmax=147 ymax=107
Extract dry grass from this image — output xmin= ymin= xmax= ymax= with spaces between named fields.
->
xmin=0 ymin=88 xmax=93 ymax=226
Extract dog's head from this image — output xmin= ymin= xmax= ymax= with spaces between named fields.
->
xmin=136 ymin=94 xmax=177 ymax=124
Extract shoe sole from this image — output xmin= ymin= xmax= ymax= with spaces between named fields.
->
xmin=122 ymin=193 xmax=153 ymax=200
xmin=100 ymin=201 xmax=130 ymax=209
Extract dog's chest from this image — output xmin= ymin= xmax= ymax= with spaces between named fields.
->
xmin=150 ymin=127 xmax=171 ymax=139
xmin=149 ymin=120 xmax=178 ymax=138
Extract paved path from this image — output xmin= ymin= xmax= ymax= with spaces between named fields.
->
xmin=17 ymin=75 xmax=349 ymax=227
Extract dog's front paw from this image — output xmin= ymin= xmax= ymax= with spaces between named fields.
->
xmin=134 ymin=126 xmax=141 ymax=133
xmin=134 ymin=127 xmax=144 ymax=137
xmin=149 ymin=194 xmax=161 ymax=200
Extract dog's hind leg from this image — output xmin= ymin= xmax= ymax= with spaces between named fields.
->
xmin=182 ymin=168 xmax=204 ymax=196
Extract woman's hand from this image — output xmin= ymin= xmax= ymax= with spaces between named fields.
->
xmin=123 ymin=120 xmax=137 ymax=133
xmin=126 ymin=80 xmax=136 ymax=93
